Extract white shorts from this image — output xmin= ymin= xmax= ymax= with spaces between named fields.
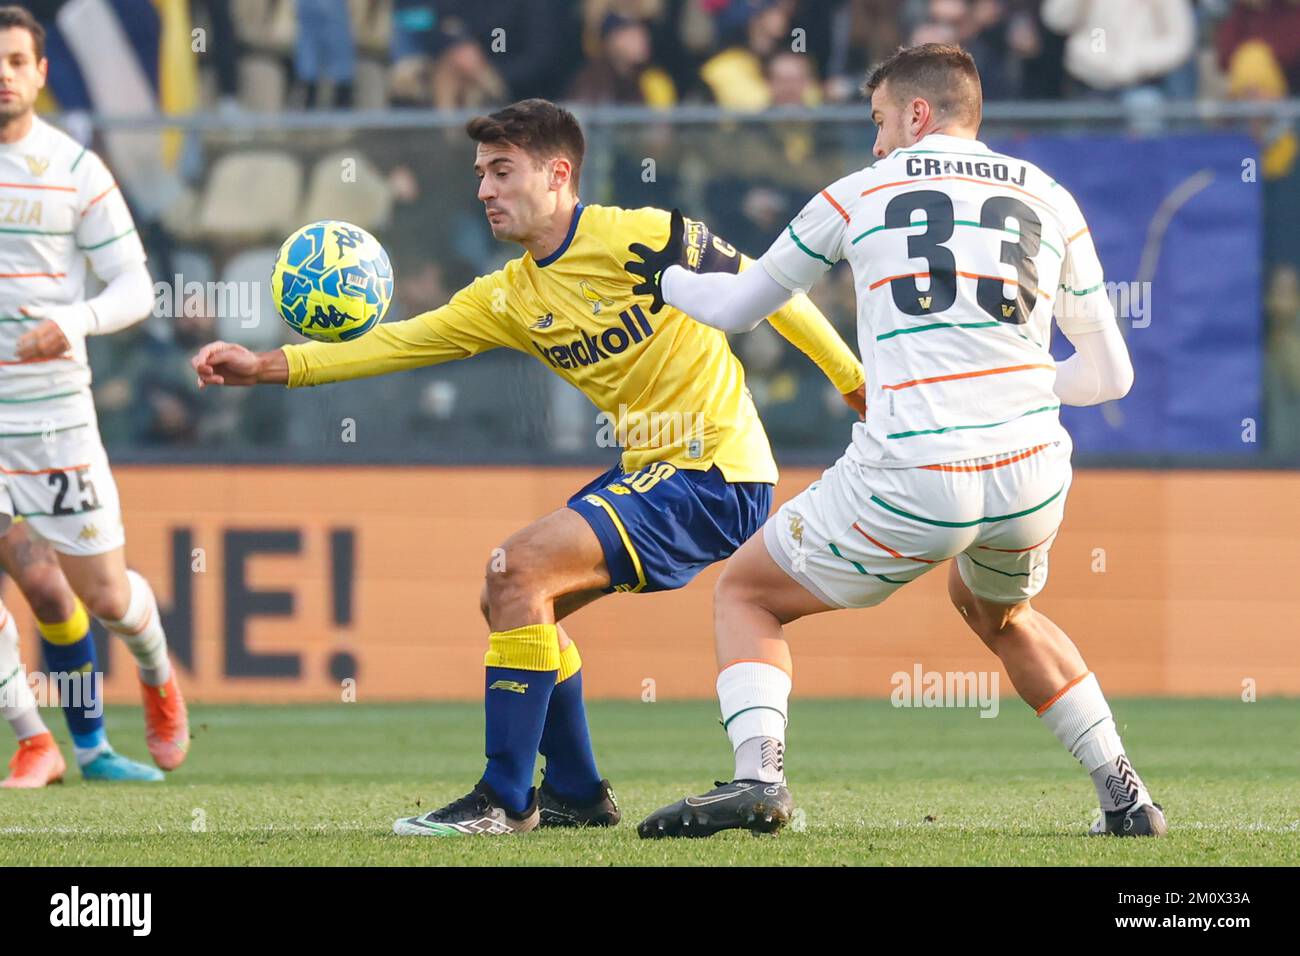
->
xmin=0 ymin=420 xmax=124 ymax=556
xmin=764 ymin=439 xmax=1072 ymax=608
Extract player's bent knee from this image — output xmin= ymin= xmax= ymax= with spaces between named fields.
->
xmin=962 ymin=597 xmax=1032 ymax=647
xmin=481 ymin=547 xmax=548 ymax=613
xmin=714 ymin=553 xmax=799 ymax=624
xmin=77 ymin=584 xmax=130 ymax=623
xmin=714 ymin=559 xmax=760 ymax=612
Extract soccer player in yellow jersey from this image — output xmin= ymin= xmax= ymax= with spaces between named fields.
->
xmin=192 ymin=98 xmax=864 ymax=836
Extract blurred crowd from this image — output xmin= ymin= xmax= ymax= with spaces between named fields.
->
xmin=20 ymin=0 xmax=1300 ymax=462
xmin=28 ymin=1 xmax=1300 ymax=112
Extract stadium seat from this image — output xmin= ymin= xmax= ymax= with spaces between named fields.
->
xmin=238 ymin=55 xmax=289 ymax=113
xmin=194 ymin=151 xmax=303 ymax=243
xmin=170 ymin=250 xmax=217 ymax=291
xmin=218 ymin=247 xmax=288 ymax=350
xmin=232 ymin=0 xmax=296 ymax=53
xmin=159 ymin=186 xmax=203 ymax=243
xmin=353 ymin=59 xmax=390 ymax=110
xmin=349 ymin=0 xmax=393 ymax=57
xmin=298 ymin=151 xmax=393 ymax=231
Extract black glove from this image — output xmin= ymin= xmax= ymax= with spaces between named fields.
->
xmin=625 ymin=207 xmax=686 ymax=314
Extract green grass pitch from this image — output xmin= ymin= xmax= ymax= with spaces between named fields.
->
xmin=1 ymin=698 xmax=1295 ymax=866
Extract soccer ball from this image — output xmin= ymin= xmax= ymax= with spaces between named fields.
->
xmin=272 ymin=220 xmax=394 ymax=342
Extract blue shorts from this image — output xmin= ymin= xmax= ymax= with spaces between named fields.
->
xmin=567 ymin=462 xmax=773 ymax=593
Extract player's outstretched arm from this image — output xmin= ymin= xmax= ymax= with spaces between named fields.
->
xmin=192 ymin=342 xmax=288 ymax=388
xmin=1052 ymin=323 xmax=1134 ymax=406
xmin=663 ymin=261 xmax=793 ymax=333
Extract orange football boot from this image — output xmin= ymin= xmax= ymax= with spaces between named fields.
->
xmin=1 ymin=731 xmax=66 ymax=788
xmin=139 ymin=671 xmax=190 ymax=771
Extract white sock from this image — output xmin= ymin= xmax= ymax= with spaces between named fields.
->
xmin=717 ymin=661 xmax=791 ymax=784
xmin=99 ymin=570 xmax=171 ymax=686
xmin=1039 ymin=672 xmax=1151 ymax=812
xmin=0 ymin=608 xmax=48 ymax=741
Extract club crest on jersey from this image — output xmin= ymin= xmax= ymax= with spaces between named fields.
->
xmin=530 ymin=313 xmax=555 ymax=330
xmin=579 ymin=279 xmax=614 ymax=314
xmin=532 ymin=305 xmax=654 ymax=371
xmin=24 ymin=155 xmax=48 ymax=177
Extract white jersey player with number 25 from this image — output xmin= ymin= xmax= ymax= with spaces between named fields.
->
xmin=0 ymin=13 xmax=188 ymax=788
xmin=632 ymin=43 xmax=1165 ymax=841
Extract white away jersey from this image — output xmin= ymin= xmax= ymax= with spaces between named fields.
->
xmin=762 ymin=132 xmax=1115 ymax=468
xmin=0 ymin=116 xmax=146 ymax=421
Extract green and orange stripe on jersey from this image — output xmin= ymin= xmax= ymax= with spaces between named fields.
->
xmin=851 ymin=219 xmax=1063 ymax=260
xmin=860 ymin=174 xmax=1055 ymax=212
xmin=783 ymin=189 xmax=851 ymax=264
xmin=0 ymin=181 xmax=76 ymax=192
xmin=819 ymin=188 xmax=851 ymax=223
xmin=886 ymin=403 xmax=1061 ymax=440
xmin=882 ymin=363 xmax=1054 ymax=392
xmin=867 ymin=269 xmax=1054 ymax=302
xmin=80 ymin=182 xmax=120 ymax=217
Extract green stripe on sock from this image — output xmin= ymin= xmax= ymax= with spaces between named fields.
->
xmin=722 ymin=704 xmax=787 ymax=730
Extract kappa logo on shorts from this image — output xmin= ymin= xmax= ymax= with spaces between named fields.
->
xmin=77 ymin=523 xmax=100 ymax=542
xmin=787 ymin=513 xmax=805 ymax=545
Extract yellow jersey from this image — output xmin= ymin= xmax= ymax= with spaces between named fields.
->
xmin=282 ymin=203 xmax=862 ymax=484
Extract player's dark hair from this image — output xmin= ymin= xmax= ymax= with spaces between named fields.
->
xmin=466 ymin=98 xmax=585 ymax=192
xmin=863 ymin=43 xmax=982 ymax=128
xmin=0 ymin=5 xmax=44 ymax=60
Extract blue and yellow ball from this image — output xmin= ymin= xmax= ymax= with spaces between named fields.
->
xmin=272 ymin=220 xmax=394 ymax=342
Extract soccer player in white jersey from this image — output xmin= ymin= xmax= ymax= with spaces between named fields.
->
xmin=0 ymin=7 xmax=187 ymax=787
xmin=628 ymin=43 xmax=1164 ymax=839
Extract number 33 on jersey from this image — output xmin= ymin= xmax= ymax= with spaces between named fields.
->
xmin=761 ymin=132 xmax=1118 ymax=469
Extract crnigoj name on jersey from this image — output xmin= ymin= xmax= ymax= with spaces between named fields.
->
xmin=530 ymin=303 xmax=655 ymax=370
xmin=904 ymin=155 xmax=1028 ymax=186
